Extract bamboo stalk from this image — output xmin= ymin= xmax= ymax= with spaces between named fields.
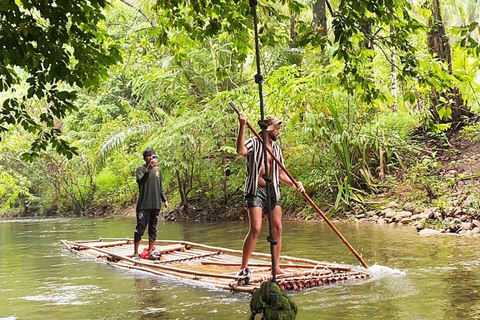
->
xmin=228 ymin=101 xmax=369 ymax=269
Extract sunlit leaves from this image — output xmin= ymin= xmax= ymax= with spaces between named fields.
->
xmin=0 ymin=0 xmax=121 ymax=158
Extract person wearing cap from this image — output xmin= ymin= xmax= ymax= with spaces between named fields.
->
xmin=133 ymin=148 xmax=169 ymax=259
xmin=236 ymin=113 xmax=304 ymax=276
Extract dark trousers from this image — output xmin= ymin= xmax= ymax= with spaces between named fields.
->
xmin=134 ymin=209 xmax=160 ymax=243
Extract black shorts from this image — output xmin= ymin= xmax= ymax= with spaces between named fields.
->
xmin=245 ymin=185 xmax=280 ymax=211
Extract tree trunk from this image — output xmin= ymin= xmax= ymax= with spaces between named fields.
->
xmin=313 ymin=0 xmax=327 ymax=36
xmin=427 ymin=0 xmax=473 ymax=126
xmin=391 ymin=26 xmax=398 ymax=112
xmin=176 ymin=169 xmax=187 ymax=205
xmin=290 ymin=9 xmax=297 ymax=45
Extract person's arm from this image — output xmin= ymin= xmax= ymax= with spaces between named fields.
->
xmin=279 ymin=168 xmax=304 ymax=192
xmin=136 ymin=166 xmax=149 ymax=184
xmin=236 ymin=113 xmax=249 ymax=156
xmin=159 ymin=172 xmax=168 ymax=209
xmin=277 ymin=148 xmax=305 ymax=193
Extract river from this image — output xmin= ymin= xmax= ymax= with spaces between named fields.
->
xmin=1 ymin=217 xmax=480 ymax=319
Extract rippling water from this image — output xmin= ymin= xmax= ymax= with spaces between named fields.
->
xmin=1 ymin=217 xmax=480 ymax=319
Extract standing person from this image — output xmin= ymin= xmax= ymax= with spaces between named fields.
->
xmin=236 ymin=113 xmax=304 ymax=276
xmin=133 ymin=148 xmax=169 ymax=259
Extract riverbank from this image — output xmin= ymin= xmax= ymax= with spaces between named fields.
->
xmin=4 ymin=131 xmax=480 ymax=238
xmin=338 ymin=130 xmax=480 ymax=236
xmin=158 ymin=130 xmax=480 ymax=236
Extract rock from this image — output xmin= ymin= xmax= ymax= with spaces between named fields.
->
xmin=413 ymin=221 xmax=424 ymax=231
xmin=377 ymin=218 xmax=386 ymax=225
xmin=460 ymin=215 xmax=470 ymax=222
xmin=450 ymin=207 xmax=462 ymax=216
xmin=473 ymin=220 xmax=480 ymax=228
xmin=472 ymin=227 xmax=480 ymax=235
xmin=421 ymin=209 xmax=434 ymax=220
xmin=403 ymin=203 xmax=416 ymax=212
xmin=413 ymin=207 xmax=423 ymax=215
xmin=355 ymin=214 xmax=366 ymax=219
xmin=411 ymin=214 xmax=420 ymax=221
xmin=383 ymin=209 xmax=397 ymax=219
xmin=400 ymin=218 xmax=412 ymax=224
xmin=366 ymin=210 xmax=376 ymax=217
xmin=391 ymin=215 xmax=402 ymax=223
xmin=419 ymin=229 xmax=442 ymax=236
xmin=433 ymin=211 xmax=443 ymax=220
xmin=461 ymin=222 xmax=473 ymax=231
xmin=386 ymin=201 xmax=399 ymax=208
xmin=399 ymin=211 xmax=413 ymax=218
xmin=381 ymin=208 xmax=392 ymax=214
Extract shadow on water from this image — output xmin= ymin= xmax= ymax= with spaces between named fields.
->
xmin=1 ymin=217 xmax=480 ymax=319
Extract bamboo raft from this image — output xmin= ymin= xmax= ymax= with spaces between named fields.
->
xmin=61 ymin=238 xmax=369 ymax=293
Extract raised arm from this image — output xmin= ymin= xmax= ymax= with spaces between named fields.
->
xmin=136 ymin=166 xmax=149 ymax=184
xmin=236 ymin=112 xmax=249 ymax=156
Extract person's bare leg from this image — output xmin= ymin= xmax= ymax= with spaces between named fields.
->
xmin=134 ymin=241 xmax=140 ymax=255
xmin=148 ymin=238 xmax=155 ymax=253
xmin=240 ymin=207 xmax=263 ymax=270
xmin=269 ymin=205 xmax=284 ymax=275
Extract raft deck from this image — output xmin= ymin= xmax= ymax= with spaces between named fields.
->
xmin=61 ymin=238 xmax=369 ymax=293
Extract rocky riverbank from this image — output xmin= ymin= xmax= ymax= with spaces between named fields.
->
xmin=338 ymin=130 xmax=480 ymax=237
xmin=350 ymin=200 xmax=480 ymax=236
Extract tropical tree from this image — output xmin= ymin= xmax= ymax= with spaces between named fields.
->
xmin=426 ymin=0 xmax=474 ymax=127
xmin=0 ymin=0 xmax=121 ymax=158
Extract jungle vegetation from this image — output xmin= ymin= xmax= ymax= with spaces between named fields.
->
xmin=1 ymin=0 xmax=479 ymax=218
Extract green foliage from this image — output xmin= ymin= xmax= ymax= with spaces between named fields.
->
xmin=406 ymin=153 xmax=444 ymax=202
xmin=461 ymin=122 xmax=480 ymax=142
xmin=0 ymin=0 xmax=479 ymax=218
xmin=0 ymin=0 xmax=121 ymax=158
xmin=0 ymin=166 xmax=31 ymax=215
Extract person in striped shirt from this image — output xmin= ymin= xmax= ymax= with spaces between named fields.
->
xmin=236 ymin=112 xmax=304 ymax=277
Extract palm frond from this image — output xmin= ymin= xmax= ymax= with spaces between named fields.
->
xmin=95 ymin=124 xmax=154 ymax=171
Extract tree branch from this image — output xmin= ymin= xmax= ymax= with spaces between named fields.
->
xmin=118 ymin=0 xmax=157 ymax=27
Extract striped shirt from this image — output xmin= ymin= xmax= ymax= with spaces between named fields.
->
xmin=244 ymin=137 xmax=285 ymax=199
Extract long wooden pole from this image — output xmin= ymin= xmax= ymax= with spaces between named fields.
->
xmin=229 ymin=101 xmax=369 ymax=269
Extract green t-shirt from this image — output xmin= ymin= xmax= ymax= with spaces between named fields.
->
xmin=136 ymin=165 xmax=167 ymax=210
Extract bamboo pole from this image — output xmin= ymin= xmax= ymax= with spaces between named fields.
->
xmin=98 ymin=238 xmax=352 ymax=269
xmin=61 ymin=240 xmax=368 ymax=293
xmin=115 ymin=262 xmax=257 ymax=293
xmin=62 ymin=240 xmax=243 ymax=280
xmin=228 ymin=101 xmax=369 ymax=269
xmin=201 ymin=261 xmax=346 ymax=270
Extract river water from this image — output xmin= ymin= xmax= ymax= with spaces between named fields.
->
xmin=1 ymin=217 xmax=480 ymax=319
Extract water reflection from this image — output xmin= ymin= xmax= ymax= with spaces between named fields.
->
xmin=129 ymin=278 xmax=169 ymax=319
xmin=1 ymin=217 xmax=480 ymax=319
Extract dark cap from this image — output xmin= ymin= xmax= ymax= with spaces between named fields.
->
xmin=265 ymin=115 xmax=283 ymax=131
xmin=142 ymin=148 xmax=155 ymax=158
